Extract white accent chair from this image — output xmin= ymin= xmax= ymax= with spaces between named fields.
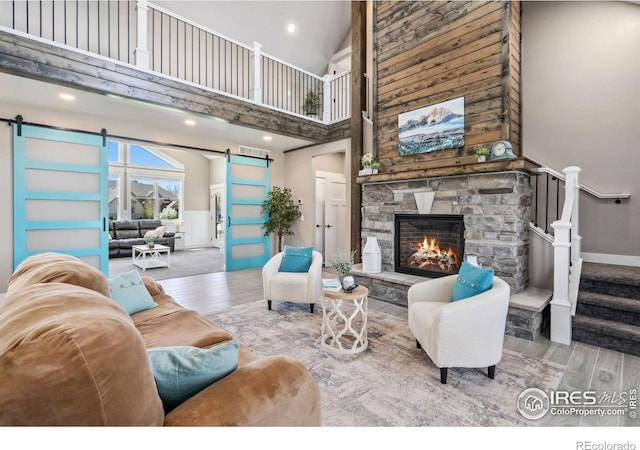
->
xmin=408 ymin=274 xmax=510 ymax=384
xmin=262 ymin=251 xmax=323 ymax=313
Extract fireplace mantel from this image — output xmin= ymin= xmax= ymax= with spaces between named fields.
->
xmin=356 ymin=158 xmax=529 ymax=184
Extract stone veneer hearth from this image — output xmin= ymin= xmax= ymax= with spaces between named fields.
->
xmin=360 ymin=171 xmax=531 ymax=294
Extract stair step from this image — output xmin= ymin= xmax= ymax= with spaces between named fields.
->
xmin=576 ymin=292 xmax=640 ymax=326
xmin=580 ymin=262 xmax=640 ymax=300
xmin=572 ymin=315 xmax=640 ymax=357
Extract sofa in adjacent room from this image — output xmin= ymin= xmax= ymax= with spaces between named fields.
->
xmin=109 ymin=219 xmax=176 ymax=257
xmin=0 ymin=253 xmax=322 ymax=426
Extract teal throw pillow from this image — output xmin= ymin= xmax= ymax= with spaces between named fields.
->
xmin=107 ymin=270 xmax=158 ymax=315
xmin=278 ymin=245 xmax=314 ymax=273
xmin=451 ymin=262 xmax=494 ymax=301
xmin=147 ymin=340 xmax=240 ymax=411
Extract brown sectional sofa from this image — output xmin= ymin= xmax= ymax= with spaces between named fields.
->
xmin=109 ymin=219 xmax=176 ymax=257
xmin=0 ymin=253 xmax=322 ymax=426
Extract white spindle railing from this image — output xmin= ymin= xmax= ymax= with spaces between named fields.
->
xmin=0 ymin=0 xmax=351 ymax=124
xmin=550 ymin=167 xmax=582 ymax=345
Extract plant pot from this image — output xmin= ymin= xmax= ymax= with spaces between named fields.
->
xmin=342 ymin=275 xmax=354 ymax=290
xmin=477 ymin=155 xmax=486 ymax=162
xmin=359 ymin=168 xmax=373 ymax=176
xmin=147 ymin=243 xmax=155 ymax=248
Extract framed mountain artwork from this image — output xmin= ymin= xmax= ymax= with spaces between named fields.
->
xmin=398 ymin=97 xmax=465 ymax=156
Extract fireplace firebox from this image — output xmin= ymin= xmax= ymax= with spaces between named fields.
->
xmin=394 ymin=214 xmax=465 ymax=278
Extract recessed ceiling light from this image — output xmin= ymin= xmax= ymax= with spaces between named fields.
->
xmin=184 ymin=119 xmax=196 ymax=126
xmin=287 ymin=23 xmax=295 ymax=33
xmin=263 ymin=135 xmax=272 ymax=141
xmin=59 ymin=93 xmax=75 ymax=101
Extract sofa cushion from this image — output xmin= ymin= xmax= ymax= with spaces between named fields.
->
xmin=108 ymin=270 xmax=159 ymax=315
xmin=451 ymin=262 xmax=494 ymax=302
xmin=0 ymin=283 xmax=165 ymax=426
xmin=7 ymin=252 xmax=111 ymax=298
xmin=148 ymin=340 xmax=239 ymax=411
xmin=278 ymin=246 xmax=314 ymax=273
xmin=137 ymin=307 xmax=234 ymax=349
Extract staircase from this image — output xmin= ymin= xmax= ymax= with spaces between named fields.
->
xmin=572 ymin=262 xmax=640 ymax=357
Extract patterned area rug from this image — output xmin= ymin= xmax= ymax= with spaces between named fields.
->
xmin=207 ymin=301 xmax=564 ymax=427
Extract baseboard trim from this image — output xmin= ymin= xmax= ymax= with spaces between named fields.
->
xmin=582 ymin=252 xmax=640 ymax=267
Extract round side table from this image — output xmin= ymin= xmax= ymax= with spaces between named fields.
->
xmin=321 ymin=285 xmax=369 ymax=355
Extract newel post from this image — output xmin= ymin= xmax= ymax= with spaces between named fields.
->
xmin=322 ymin=74 xmax=333 ymax=123
xmin=550 ymin=221 xmax=572 ymax=345
xmin=135 ymin=0 xmax=150 ymax=70
xmin=250 ymin=42 xmax=263 ymax=104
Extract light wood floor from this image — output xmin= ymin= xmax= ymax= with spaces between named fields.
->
xmin=158 ymin=268 xmax=640 ymax=427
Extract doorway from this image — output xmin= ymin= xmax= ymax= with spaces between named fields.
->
xmin=210 ymin=184 xmax=225 ymax=249
xmin=315 ymin=170 xmax=347 ymax=262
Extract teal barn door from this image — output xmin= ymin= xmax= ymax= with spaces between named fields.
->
xmin=225 ymin=154 xmax=270 ymax=271
xmin=13 ymin=124 xmax=109 ymax=273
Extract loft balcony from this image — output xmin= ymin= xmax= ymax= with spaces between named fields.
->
xmin=0 ymin=0 xmax=351 ymax=143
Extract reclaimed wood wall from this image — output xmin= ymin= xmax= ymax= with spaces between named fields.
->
xmin=374 ymin=1 xmax=521 ymax=177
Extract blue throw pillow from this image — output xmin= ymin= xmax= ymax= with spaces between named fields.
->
xmin=107 ymin=270 xmax=158 ymax=315
xmin=147 ymin=340 xmax=240 ymax=411
xmin=278 ymin=245 xmax=314 ymax=273
xmin=451 ymin=262 xmax=494 ymax=301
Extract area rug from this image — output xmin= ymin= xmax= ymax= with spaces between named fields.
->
xmin=108 ymin=247 xmax=224 ymax=280
xmin=207 ymin=301 xmax=564 ymax=427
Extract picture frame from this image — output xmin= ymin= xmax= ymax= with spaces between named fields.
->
xmin=398 ymin=97 xmax=465 ymax=156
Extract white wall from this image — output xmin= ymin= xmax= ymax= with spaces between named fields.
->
xmin=282 ymin=138 xmax=351 ymax=253
xmin=522 ymin=1 xmax=640 ymax=258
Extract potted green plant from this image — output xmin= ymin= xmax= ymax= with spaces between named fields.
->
xmin=327 ymin=250 xmax=356 ymax=289
xmin=476 ymin=147 xmax=490 ymax=162
xmin=262 ymin=186 xmax=302 ymax=252
xmin=303 ymin=91 xmax=320 ymax=116
xmin=144 ymin=235 xmax=156 ymax=248
xmin=360 ymin=152 xmax=378 ymax=175
xmin=371 ymin=161 xmax=381 ymax=174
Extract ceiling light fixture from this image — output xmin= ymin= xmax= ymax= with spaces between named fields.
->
xmin=59 ymin=93 xmax=75 ymax=101
xmin=263 ymin=135 xmax=272 ymax=141
xmin=184 ymin=119 xmax=196 ymax=126
xmin=287 ymin=23 xmax=295 ymax=33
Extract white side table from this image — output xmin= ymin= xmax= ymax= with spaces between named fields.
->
xmin=132 ymin=244 xmax=171 ymax=270
xmin=321 ymin=285 xmax=369 ymax=355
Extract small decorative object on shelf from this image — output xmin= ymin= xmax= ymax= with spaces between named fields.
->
xmin=359 ymin=152 xmax=380 ymax=176
xmin=327 ymin=250 xmax=356 ymax=289
xmin=476 ymin=147 xmax=490 ymax=162
xmin=489 ymin=140 xmax=516 ymax=161
xmin=144 ymin=235 xmax=156 ymax=248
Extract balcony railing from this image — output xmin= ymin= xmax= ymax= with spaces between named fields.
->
xmin=0 ymin=0 xmax=351 ymax=124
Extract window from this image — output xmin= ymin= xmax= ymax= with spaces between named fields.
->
xmin=108 ymin=176 xmax=120 ymax=220
xmin=108 ymin=142 xmax=184 ymax=221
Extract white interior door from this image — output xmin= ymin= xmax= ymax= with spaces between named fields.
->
xmin=316 ymin=173 xmax=348 ymax=260
xmin=315 ymin=177 xmax=326 ymax=256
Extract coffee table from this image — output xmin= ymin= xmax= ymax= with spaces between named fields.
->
xmin=321 ymin=285 xmax=369 ymax=355
xmin=132 ymin=244 xmax=171 ymax=270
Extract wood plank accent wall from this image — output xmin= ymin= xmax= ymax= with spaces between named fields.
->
xmin=0 ymin=31 xmax=339 ymax=144
xmin=374 ymin=1 xmax=521 ymax=179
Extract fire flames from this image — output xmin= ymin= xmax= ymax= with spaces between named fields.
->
xmin=407 ymin=235 xmax=459 ymax=272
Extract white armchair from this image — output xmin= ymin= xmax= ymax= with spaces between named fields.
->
xmin=262 ymin=251 xmax=323 ymax=313
xmin=408 ymin=274 xmax=510 ymax=384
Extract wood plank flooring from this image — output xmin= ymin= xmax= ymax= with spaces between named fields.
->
xmin=157 ymin=267 xmax=640 ymax=427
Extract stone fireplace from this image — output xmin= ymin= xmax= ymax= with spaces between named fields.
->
xmin=359 ymin=171 xmax=531 ymax=294
xmin=394 ymin=214 xmax=464 ymax=278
